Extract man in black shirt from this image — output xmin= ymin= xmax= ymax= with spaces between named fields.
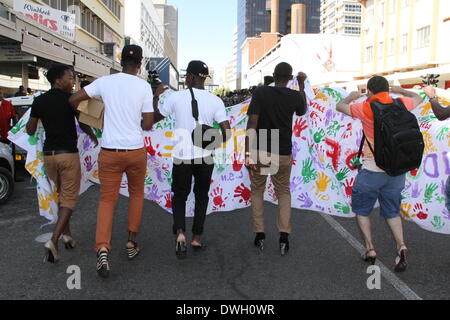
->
xmin=26 ymin=65 xmax=97 ymax=263
xmin=245 ymin=62 xmax=307 ymax=255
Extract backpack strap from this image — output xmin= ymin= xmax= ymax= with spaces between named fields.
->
xmin=357 ymin=133 xmax=375 ymax=160
xmin=188 ymin=87 xmax=199 ymax=122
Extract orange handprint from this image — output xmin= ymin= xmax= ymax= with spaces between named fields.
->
xmin=316 ymin=172 xmax=331 ymax=193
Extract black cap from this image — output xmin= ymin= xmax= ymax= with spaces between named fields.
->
xmin=186 ymin=60 xmax=210 ymax=78
xmin=121 ymin=45 xmax=143 ymax=63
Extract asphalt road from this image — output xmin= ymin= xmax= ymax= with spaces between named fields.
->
xmin=0 ymin=167 xmax=449 ymax=300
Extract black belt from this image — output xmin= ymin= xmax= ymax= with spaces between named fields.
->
xmin=101 ymin=147 xmax=140 ymax=152
xmin=43 ymin=150 xmax=78 ymax=155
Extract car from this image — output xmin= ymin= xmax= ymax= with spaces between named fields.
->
xmin=0 ymin=142 xmax=14 ymax=204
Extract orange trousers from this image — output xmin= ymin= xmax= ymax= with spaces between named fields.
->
xmin=95 ymin=148 xmax=147 ymax=251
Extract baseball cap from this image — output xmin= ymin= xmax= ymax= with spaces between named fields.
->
xmin=186 ymin=60 xmax=211 ymax=78
xmin=121 ymin=45 xmax=143 ymax=63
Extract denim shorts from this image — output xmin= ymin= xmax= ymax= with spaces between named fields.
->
xmin=352 ymin=169 xmax=406 ymax=219
xmin=446 ymin=176 xmax=450 ymax=212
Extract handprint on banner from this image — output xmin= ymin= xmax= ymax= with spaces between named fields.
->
xmin=164 ymin=193 xmax=173 ymax=209
xmin=335 ymin=167 xmax=350 ymax=182
xmin=210 ymin=187 xmax=227 ymax=210
xmin=342 ymin=123 xmax=353 ymax=139
xmin=343 ymin=178 xmax=355 ymax=197
xmin=10 ymin=119 xmax=26 ymax=134
xmin=424 ymin=183 xmax=439 ymax=203
xmin=313 ymin=129 xmax=325 ymax=143
xmin=234 ymin=183 xmax=251 ymax=205
xmin=144 ymin=137 xmax=161 ymax=160
xmin=301 ymin=158 xmax=317 ymax=183
xmin=82 ymin=136 xmax=91 ymax=151
xmin=164 ymin=170 xmax=173 ymax=184
xmin=326 ymin=120 xmax=343 ymax=137
xmin=290 ymin=176 xmax=303 ymax=192
xmin=155 ymin=168 xmax=165 ymax=183
xmin=232 ymin=152 xmax=244 ymax=172
xmin=315 ymin=172 xmax=331 ymax=193
xmin=297 ymin=192 xmax=313 ymax=208
xmin=436 ymin=126 xmax=449 ymax=141
xmin=325 ymin=138 xmax=341 ymax=171
xmin=419 ymin=102 xmax=432 ymax=116
xmin=309 ymin=111 xmax=322 ymax=126
xmin=267 ymin=183 xmax=278 ymax=201
xmin=84 ymin=156 xmax=95 ymax=172
xmin=401 ymin=203 xmax=413 ymax=218
xmin=148 ymin=185 xmax=163 ymax=201
xmin=411 ymin=182 xmax=423 ymax=199
xmin=293 ymin=118 xmax=308 ymax=140
xmin=334 ymin=202 xmax=351 ymax=214
xmin=324 ymin=109 xmax=334 ymax=127
xmin=431 ymin=216 xmax=445 ymax=229
xmin=413 ymin=203 xmax=429 ymax=220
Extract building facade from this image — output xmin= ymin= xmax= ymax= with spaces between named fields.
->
xmin=321 ymin=0 xmax=362 ymax=36
xmin=153 ymin=0 xmax=178 ymax=69
xmin=0 ymin=0 xmax=124 ymax=93
xmin=357 ymin=0 xmax=450 ymax=88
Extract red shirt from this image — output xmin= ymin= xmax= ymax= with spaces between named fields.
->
xmin=0 ymin=99 xmax=17 ymax=142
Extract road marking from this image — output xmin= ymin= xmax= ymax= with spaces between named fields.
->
xmin=0 ymin=215 xmax=36 ymax=227
xmin=319 ymin=212 xmax=423 ymax=301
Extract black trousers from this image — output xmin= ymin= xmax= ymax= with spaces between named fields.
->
xmin=171 ymin=158 xmax=214 ymax=235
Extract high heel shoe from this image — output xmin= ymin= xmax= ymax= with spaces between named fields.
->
xmin=61 ymin=235 xmax=76 ymax=249
xmin=254 ymin=232 xmax=265 ymax=251
xmin=394 ymin=246 xmax=408 ymax=273
xmin=175 ymin=241 xmax=187 ymax=259
xmin=362 ymin=249 xmax=377 ymax=265
xmin=44 ymin=240 xmax=60 ymax=263
xmin=279 ymin=233 xmax=289 ymax=256
xmin=97 ymin=249 xmax=110 ymax=278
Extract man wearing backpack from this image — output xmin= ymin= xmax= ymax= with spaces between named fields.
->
xmin=337 ymin=76 xmax=424 ymax=272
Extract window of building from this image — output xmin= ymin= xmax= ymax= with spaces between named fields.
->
xmin=389 ymin=38 xmax=395 ymax=55
xmin=102 ymin=0 xmax=120 ymax=19
xmin=344 ymin=16 xmax=361 ymax=24
xmin=417 ymin=26 xmax=431 ymax=48
xmin=401 ymin=33 xmax=408 ymax=53
xmin=344 ymin=4 xmax=361 ymax=12
xmin=344 ymin=26 xmax=360 ymax=35
xmin=378 ymin=42 xmax=384 ymax=59
xmin=366 ymin=46 xmax=373 ymax=62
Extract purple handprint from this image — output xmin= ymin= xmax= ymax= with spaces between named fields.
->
xmin=315 ymin=204 xmax=325 ymax=212
xmin=155 ymin=168 xmax=165 ymax=183
xmin=441 ymin=180 xmax=446 ymax=195
xmin=404 ymin=181 xmax=412 ymax=191
xmin=82 ymin=136 xmax=91 ymax=151
xmin=76 ymin=125 xmax=84 ymax=135
xmin=292 ymin=141 xmax=301 ymax=159
xmin=298 ymin=192 xmax=313 ymax=208
xmin=324 ymin=109 xmax=334 ymax=127
xmin=443 ymin=207 xmax=450 ymax=221
xmin=411 ymin=182 xmax=422 ymax=199
xmin=148 ymin=184 xmax=163 ymax=200
xmin=290 ymin=176 xmax=302 ymax=192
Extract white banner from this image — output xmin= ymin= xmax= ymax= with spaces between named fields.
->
xmin=13 ymin=0 xmax=75 ymax=40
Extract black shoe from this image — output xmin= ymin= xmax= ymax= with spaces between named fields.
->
xmin=279 ymin=232 xmax=289 ymax=256
xmin=96 ymin=250 xmax=110 ymax=278
xmin=175 ymin=241 xmax=187 ymax=259
xmin=254 ymin=232 xmax=265 ymax=251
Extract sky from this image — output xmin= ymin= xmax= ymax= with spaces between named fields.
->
xmin=167 ymin=0 xmax=237 ymax=83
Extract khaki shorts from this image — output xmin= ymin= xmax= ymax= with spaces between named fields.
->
xmin=44 ymin=152 xmax=81 ymax=211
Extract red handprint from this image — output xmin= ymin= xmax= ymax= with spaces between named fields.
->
xmin=344 ymin=178 xmax=355 ymax=197
xmin=293 ymin=118 xmax=308 ymax=140
xmin=232 ymin=152 xmax=244 ymax=172
xmin=234 ymin=183 xmax=251 ymax=205
xmin=210 ymin=187 xmax=227 ymax=209
xmin=413 ymin=203 xmax=428 ymax=220
xmin=325 ymin=138 xmax=342 ymax=171
xmin=343 ymin=123 xmax=353 ymax=139
xmin=144 ymin=137 xmax=161 ymax=158
xmin=164 ymin=193 xmax=173 ymax=209
xmin=410 ymin=168 xmax=419 ymax=177
xmin=309 ymin=111 xmax=322 ymax=126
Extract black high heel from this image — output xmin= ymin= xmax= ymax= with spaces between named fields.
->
xmin=279 ymin=233 xmax=289 ymax=256
xmin=362 ymin=249 xmax=377 ymax=265
xmin=175 ymin=241 xmax=187 ymax=259
xmin=394 ymin=246 xmax=408 ymax=272
xmin=254 ymin=232 xmax=265 ymax=251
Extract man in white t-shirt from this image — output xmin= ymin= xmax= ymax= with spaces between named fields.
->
xmin=69 ymin=45 xmax=154 ymax=278
xmin=153 ymin=60 xmax=231 ymax=259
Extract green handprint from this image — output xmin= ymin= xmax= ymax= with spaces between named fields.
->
xmin=213 ymin=153 xmax=228 ymax=173
xmin=213 ymin=122 xmax=220 ymax=130
xmin=10 ymin=119 xmax=26 ymax=134
xmin=93 ymin=128 xmax=103 ymax=138
xmin=309 ymin=145 xmax=314 ymax=154
xmin=436 ymin=196 xmax=445 ymax=203
xmin=334 ymin=202 xmax=350 ymax=214
xmin=431 ymin=216 xmax=445 ymax=230
xmin=145 ymin=177 xmax=153 ymax=186
xmin=424 ymin=183 xmax=439 ymax=203
xmin=437 ymin=127 xmax=449 ymax=141
xmin=313 ymin=129 xmax=325 ymax=143
xmin=327 ymin=121 xmax=341 ymax=136
xmin=301 ymin=158 xmax=317 ymax=183
xmin=335 ymin=167 xmax=350 ymax=181
xmin=164 ymin=171 xmax=173 ymax=185
xmin=323 ymin=88 xmax=344 ymax=104
xmin=350 ymin=155 xmax=361 ymax=169
xmin=326 ymin=163 xmax=333 ymax=170
xmin=28 ymin=134 xmax=39 ymax=146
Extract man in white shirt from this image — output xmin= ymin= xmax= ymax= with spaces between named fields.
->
xmin=153 ymin=60 xmax=231 ymax=259
xmin=69 ymin=45 xmax=154 ymax=278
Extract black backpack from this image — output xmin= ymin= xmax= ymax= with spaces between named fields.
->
xmin=358 ymin=98 xmax=425 ymax=176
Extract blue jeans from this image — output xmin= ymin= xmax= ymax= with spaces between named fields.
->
xmin=352 ymin=169 xmax=406 ymax=219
